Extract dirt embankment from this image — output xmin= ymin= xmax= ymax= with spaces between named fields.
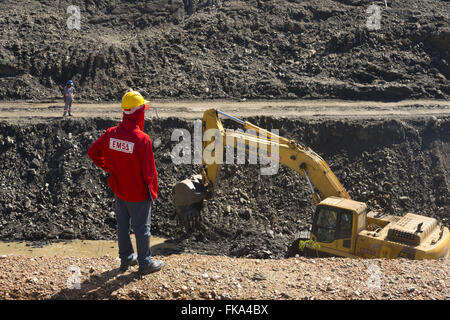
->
xmin=0 ymin=115 xmax=448 ymax=259
xmin=0 ymin=0 xmax=449 ymax=101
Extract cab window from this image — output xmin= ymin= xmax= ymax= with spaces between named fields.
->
xmin=337 ymin=212 xmax=352 ymax=239
xmin=315 ymin=208 xmax=337 ymax=243
xmin=314 ymin=207 xmax=353 ymax=243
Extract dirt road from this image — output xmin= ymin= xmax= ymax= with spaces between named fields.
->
xmin=0 ymin=99 xmax=449 ymax=123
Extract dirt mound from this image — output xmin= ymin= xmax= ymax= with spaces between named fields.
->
xmin=0 ymin=0 xmax=449 ymax=101
xmin=0 ymin=116 xmax=448 ymax=258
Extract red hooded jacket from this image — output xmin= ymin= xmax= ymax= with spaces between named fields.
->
xmin=87 ymin=106 xmax=158 ymax=202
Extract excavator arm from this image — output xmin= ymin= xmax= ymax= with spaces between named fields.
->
xmin=200 ymin=109 xmax=350 ymax=203
xmin=172 ymin=109 xmax=350 ymax=230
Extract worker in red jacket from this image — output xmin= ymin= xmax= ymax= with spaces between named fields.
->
xmin=87 ymin=91 xmax=163 ymax=275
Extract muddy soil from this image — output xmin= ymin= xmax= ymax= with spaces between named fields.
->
xmin=0 ymin=0 xmax=449 ymax=101
xmin=0 ymin=115 xmax=448 ymax=259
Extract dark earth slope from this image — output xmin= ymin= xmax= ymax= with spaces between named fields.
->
xmin=0 ymin=0 xmax=449 ymax=101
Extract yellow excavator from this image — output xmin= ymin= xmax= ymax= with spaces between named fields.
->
xmin=172 ymin=109 xmax=450 ymax=260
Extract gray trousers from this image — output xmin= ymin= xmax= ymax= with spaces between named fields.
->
xmin=114 ymin=196 xmax=153 ymax=267
xmin=64 ymin=98 xmax=73 ymax=111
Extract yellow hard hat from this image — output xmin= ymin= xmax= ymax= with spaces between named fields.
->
xmin=121 ymin=91 xmax=150 ymax=110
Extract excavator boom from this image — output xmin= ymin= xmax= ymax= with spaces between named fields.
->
xmin=201 ymin=109 xmax=349 ymax=202
xmin=173 ymin=109 xmax=349 ymax=229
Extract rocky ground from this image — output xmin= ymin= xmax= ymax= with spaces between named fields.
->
xmin=0 ymin=254 xmax=448 ymax=300
xmin=0 ymin=0 xmax=448 ymax=101
xmin=0 ymin=114 xmax=448 ymax=259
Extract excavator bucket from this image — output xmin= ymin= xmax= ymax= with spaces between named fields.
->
xmin=172 ymin=174 xmax=206 ymax=232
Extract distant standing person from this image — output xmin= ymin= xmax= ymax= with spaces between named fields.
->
xmin=87 ymin=91 xmax=163 ymax=275
xmin=62 ymin=80 xmax=76 ymax=117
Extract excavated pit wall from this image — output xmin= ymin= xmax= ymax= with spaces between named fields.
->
xmin=0 ymin=116 xmax=448 ymax=259
xmin=0 ymin=0 xmax=449 ymax=101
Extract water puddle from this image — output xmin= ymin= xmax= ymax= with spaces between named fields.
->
xmin=0 ymin=236 xmax=180 ymax=257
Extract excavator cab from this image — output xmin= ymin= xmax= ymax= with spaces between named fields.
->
xmin=303 ymin=197 xmax=450 ymax=260
xmin=303 ymin=197 xmax=368 ymax=257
